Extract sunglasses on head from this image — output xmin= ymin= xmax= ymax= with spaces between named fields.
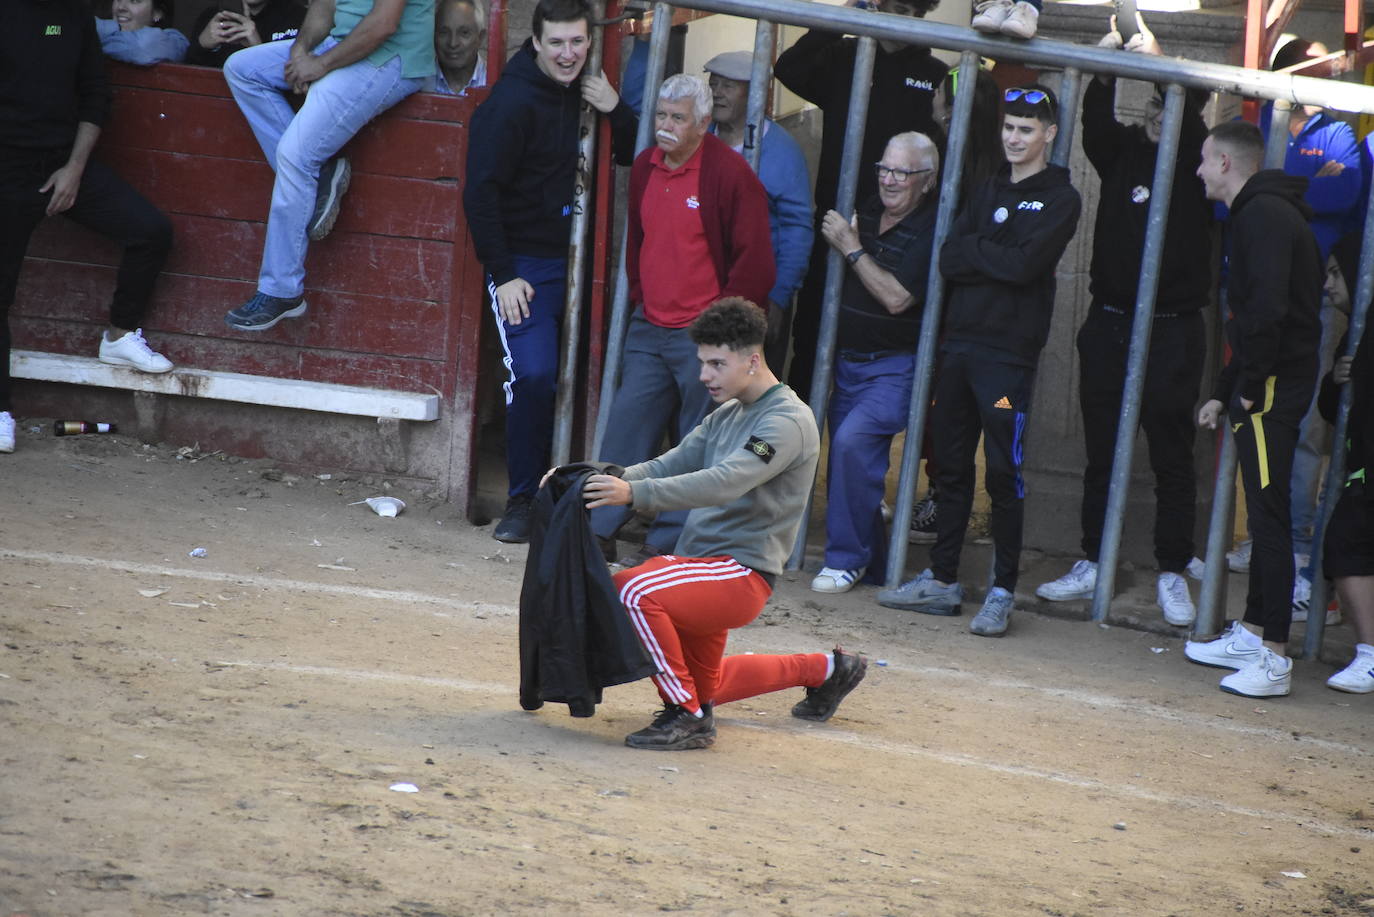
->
xmin=1004 ymin=86 xmax=1057 ymax=119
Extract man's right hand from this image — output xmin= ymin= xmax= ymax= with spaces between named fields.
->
xmin=495 ymin=278 xmax=535 ymax=325
xmin=1334 ymin=354 xmax=1354 ymax=385
xmin=1197 ymin=398 xmax=1224 ymax=430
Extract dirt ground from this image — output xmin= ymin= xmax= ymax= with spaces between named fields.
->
xmin=2 ymin=425 xmax=1373 ymax=917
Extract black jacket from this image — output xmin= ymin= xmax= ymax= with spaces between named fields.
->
xmin=774 ymin=28 xmax=945 ymax=214
xmin=1213 ymin=170 xmax=1323 ymax=405
xmin=186 ymin=1 xmax=306 ymax=68
xmin=518 ymin=462 xmax=656 ymax=717
xmin=1 ymin=0 xmax=110 ymax=152
xmin=1318 ymin=331 xmax=1373 ymax=483
xmin=465 ymin=41 xmax=638 ymax=287
xmin=938 ymin=163 xmax=1082 ymax=366
xmin=1081 ymin=78 xmax=1212 ymax=314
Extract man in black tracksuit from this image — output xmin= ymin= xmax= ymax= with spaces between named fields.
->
xmin=877 ymin=85 xmax=1082 ymax=637
xmin=1035 ymin=27 xmax=1212 ymax=628
xmin=1187 ymin=120 xmax=1322 ymax=698
xmin=773 ymin=0 xmax=948 ymax=397
xmin=464 ymin=0 xmax=637 ymax=543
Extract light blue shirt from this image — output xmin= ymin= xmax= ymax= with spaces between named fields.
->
xmin=331 ymin=0 xmax=436 ymax=79
xmin=95 ymin=18 xmax=189 ymax=65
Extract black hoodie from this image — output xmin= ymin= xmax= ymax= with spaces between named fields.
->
xmin=938 ymin=163 xmax=1082 ymax=366
xmin=1081 ymin=78 xmax=1212 ymax=314
xmin=464 ymin=39 xmax=637 ymax=287
xmin=1212 ymin=169 xmax=1322 ymax=405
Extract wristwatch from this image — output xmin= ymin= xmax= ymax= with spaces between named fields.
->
xmin=845 ymin=249 xmax=865 ymax=267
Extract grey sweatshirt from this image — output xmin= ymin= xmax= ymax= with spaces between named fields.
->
xmin=624 ymin=384 xmax=820 ymax=575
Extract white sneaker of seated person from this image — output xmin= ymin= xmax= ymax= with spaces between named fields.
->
xmin=0 ymin=411 xmax=14 ymax=454
xmin=99 ymin=328 xmax=173 ymax=374
xmin=811 ymin=566 xmax=866 ymax=595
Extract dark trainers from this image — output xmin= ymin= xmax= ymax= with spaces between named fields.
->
xmin=791 ymin=647 xmax=868 ymax=722
xmin=309 ymin=157 xmax=351 ymax=241
xmin=493 ymin=495 xmax=534 ymax=543
xmin=909 ymin=489 xmax=938 ymax=544
xmin=624 ymin=703 xmax=716 ymax=750
xmin=225 ymin=291 xmax=307 ymax=332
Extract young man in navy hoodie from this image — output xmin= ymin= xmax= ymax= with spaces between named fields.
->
xmin=1187 ymin=120 xmax=1321 ymax=698
xmin=464 ymin=0 xmax=638 ymax=543
xmin=877 ymin=85 xmax=1081 ymax=637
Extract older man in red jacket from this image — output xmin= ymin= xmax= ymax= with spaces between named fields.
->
xmin=592 ymin=73 xmax=775 ymax=563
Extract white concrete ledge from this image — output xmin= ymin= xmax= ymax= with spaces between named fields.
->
xmin=10 ymin=350 xmax=440 ymax=421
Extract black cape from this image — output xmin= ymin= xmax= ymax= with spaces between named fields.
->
xmin=518 ymin=462 xmax=657 ymax=717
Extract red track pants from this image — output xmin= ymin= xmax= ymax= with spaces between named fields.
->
xmin=614 ymin=555 xmax=830 ymax=714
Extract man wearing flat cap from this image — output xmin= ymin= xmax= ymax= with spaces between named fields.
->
xmin=703 ymin=50 xmax=814 ymax=373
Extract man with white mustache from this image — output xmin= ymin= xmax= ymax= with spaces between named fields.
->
xmin=591 ymin=74 xmax=775 ymax=565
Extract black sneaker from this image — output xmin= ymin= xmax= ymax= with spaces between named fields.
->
xmin=909 ymin=489 xmax=937 ymax=544
xmin=624 ymin=703 xmax=716 ymax=750
xmin=309 ymin=157 xmax=351 ymax=241
xmin=224 ymin=291 xmax=307 ymax=332
xmin=492 ymin=495 xmax=533 ymax=543
xmin=791 ymin=647 xmax=867 ymax=722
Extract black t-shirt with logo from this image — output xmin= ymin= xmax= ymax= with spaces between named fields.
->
xmin=836 ymin=195 xmax=937 ymax=355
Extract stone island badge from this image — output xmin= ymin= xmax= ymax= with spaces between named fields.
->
xmin=745 ymin=435 xmax=775 ymax=464
xmin=1131 ymin=185 xmax=1150 ymax=204
xmin=993 ymin=206 xmax=1009 ymax=224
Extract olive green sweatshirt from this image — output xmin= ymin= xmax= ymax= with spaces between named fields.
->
xmin=624 ymin=384 xmax=820 ymax=575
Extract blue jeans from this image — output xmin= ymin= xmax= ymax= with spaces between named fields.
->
xmin=490 ymin=255 xmax=567 ymax=499
xmin=592 ymin=309 xmax=716 ymax=552
xmin=224 ymin=39 xmax=421 ymax=298
xmin=824 ymin=352 xmax=914 ymax=578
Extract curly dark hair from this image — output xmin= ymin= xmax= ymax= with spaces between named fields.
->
xmin=689 ymin=298 xmax=768 ymax=352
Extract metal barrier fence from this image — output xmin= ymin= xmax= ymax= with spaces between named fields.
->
xmin=572 ymin=0 xmax=1374 ymax=656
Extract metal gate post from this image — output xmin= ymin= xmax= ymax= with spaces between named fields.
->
xmin=1051 ymin=67 xmax=1082 ymax=168
xmin=1090 ymin=84 xmax=1187 ymax=622
xmin=744 ymin=18 xmax=776 ymax=172
xmin=884 ymin=49 xmax=981 ymax=587
xmin=552 ymin=0 xmax=609 ymax=465
xmin=591 ymin=3 xmax=673 ymax=458
xmin=1301 ymin=175 xmax=1374 ymax=659
xmin=787 ymin=35 xmax=877 ymax=570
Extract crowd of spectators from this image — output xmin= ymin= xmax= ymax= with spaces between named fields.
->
xmin=4 ymin=0 xmax=1373 ymax=699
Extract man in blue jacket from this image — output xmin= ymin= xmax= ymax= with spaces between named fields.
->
xmin=464 ymin=0 xmax=638 ymax=543
xmin=702 ymin=50 xmax=814 ymax=372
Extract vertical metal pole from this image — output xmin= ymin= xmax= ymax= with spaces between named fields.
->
xmin=551 ymin=0 xmax=608 ymax=465
xmin=787 ymin=35 xmax=877 ymax=570
xmin=1051 ymin=67 xmax=1082 ymax=168
xmin=1090 ymin=85 xmax=1186 ymax=621
xmin=1301 ymin=173 xmax=1374 ymax=659
xmin=591 ymin=3 xmax=673 ymax=458
xmin=1199 ymin=102 xmax=1294 ymax=634
xmin=884 ymin=50 xmax=980 ymax=587
xmin=744 ymin=18 xmax=776 ymax=172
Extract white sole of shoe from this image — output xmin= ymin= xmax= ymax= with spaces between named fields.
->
xmin=98 ymin=354 xmax=173 ymax=373
xmin=1035 ymin=588 xmax=1093 ymax=602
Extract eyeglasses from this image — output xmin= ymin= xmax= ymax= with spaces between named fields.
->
xmin=1004 ymin=87 xmax=1057 ymax=118
xmin=875 ymin=164 xmax=933 ymax=182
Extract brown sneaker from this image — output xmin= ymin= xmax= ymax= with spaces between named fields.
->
xmin=791 ymin=647 xmax=868 ymax=722
xmin=624 ymin=704 xmax=716 ymax=750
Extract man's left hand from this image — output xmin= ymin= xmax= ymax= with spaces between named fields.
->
xmin=39 ymin=163 xmax=83 ymax=216
xmin=583 ymin=474 xmax=632 ymax=508
xmin=1315 ymin=160 xmax=1346 ymax=177
xmin=285 ymin=52 xmax=327 ymax=93
xmin=820 ymin=209 xmax=860 ymax=254
xmin=581 ymin=72 xmax=620 ymax=114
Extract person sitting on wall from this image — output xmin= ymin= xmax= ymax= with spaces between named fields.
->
xmin=96 ymin=0 xmax=190 ymax=65
xmin=810 ymin=132 xmax=939 ymax=595
xmin=220 ymin=0 xmax=437 ymax=332
xmin=433 ymin=0 xmax=486 ymax=95
xmin=188 ymin=0 xmax=306 ymax=69
xmin=3 ymin=0 xmax=176 ymax=455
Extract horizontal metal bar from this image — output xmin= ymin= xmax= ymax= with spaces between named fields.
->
xmin=672 ymin=0 xmax=1374 ymax=115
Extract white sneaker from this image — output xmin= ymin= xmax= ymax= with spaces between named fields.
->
xmin=1219 ymin=646 xmax=1292 ymax=697
xmin=0 ymin=411 xmax=14 ymax=454
xmin=1290 ymin=575 xmax=1343 ymax=624
xmin=1184 ymin=620 xmax=1262 ymax=670
xmin=1327 ymin=644 xmax=1374 ymax=694
xmin=99 ymin=328 xmax=173 ymax=373
xmin=1000 ymin=0 xmax=1038 ymax=38
xmin=971 ymin=0 xmax=1013 ymax=32
xmin=1157 ymin=572 xmax=1196 ymax=627
xmin=811 ymin=566 xmax=866 ymax=595
xmin=1226 ymin=540 xmax=1251 ymax=573
xmin=1035 ymin=559 xmax=1097 ymax=601
xmin=1185 ymin=557 xmax=1206 ymax=582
